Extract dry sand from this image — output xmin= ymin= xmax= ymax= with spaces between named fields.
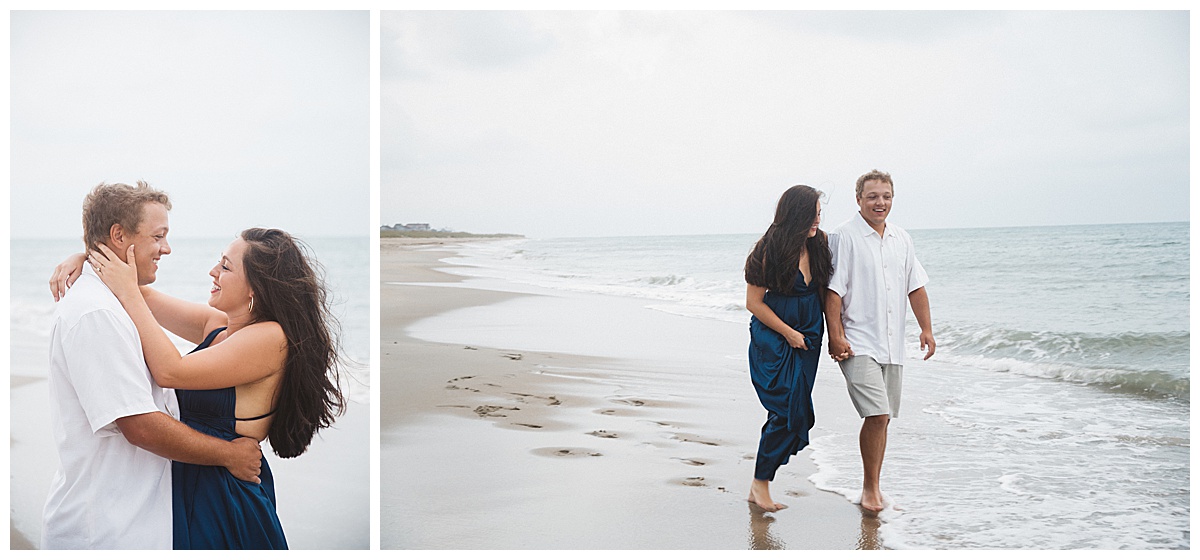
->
xmin=380 ymin=238 xmax=879 ymax=550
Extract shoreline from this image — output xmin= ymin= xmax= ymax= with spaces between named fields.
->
xmin=380 ymin=237 xmax=876 ymax=550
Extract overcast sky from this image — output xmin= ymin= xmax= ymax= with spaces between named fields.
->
xmin=382 ymin=10 xmax=1189 ymax=239
xmin=10 ymin=11 xmax=369 ymax=240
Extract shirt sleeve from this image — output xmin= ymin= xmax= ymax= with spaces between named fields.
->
xmin=61 ymin=310 xmax=162 ymax=436
xmin=905 ymin=233 xmax=929 ymax=294
xmin=827 ymin=229 xmax=849 ymax=297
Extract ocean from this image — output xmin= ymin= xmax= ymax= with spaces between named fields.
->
xmin=8 ymin=236 xmax=370 ymax=402
xmin=440 ymin=222 xmax=1190 ymax=550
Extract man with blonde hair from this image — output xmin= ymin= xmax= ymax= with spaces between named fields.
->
xmin=826 ymin=169 xmax=935 ymax=513
xmin=43 ymin=181 xmax=263 ymax=549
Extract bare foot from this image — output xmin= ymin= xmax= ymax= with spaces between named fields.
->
xmin=748 ymin=479 xmax=787 ymax=512
xmin=860 ymin=488 xmax=885 ymax=513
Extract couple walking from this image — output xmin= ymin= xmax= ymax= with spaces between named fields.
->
xmin=745 ymin=169 xmax=935 ymax=513
xmin=42 ymin=181 xmax=345 ymax=549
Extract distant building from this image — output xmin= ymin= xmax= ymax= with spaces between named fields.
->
xmin=381 ymin=223 xmax=432 ymax=231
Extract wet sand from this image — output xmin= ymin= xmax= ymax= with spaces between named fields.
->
xmin=380 ymin=238 xmax=878 ymax=549
xmin=9 ymin=342 xmax=369 ymax=550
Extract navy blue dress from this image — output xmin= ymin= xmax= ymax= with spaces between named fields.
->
xmin=748 ymin=271 xmax=823 ymax=481
xmin=174 ymin=327 xmax=287 ymax=549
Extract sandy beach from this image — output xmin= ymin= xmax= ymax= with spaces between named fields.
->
xmin=380 ymin=238 xmax=878 ymax=550
xmin=9 ymin=332 xmax=370 ymax=550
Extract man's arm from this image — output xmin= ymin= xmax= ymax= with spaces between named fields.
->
xmin=908 ymin=286 xmax=935 ymax=360
xmin=825 ymin=229 xmax=854 ymax=361
xmin=825 ymin=290 xmax=853 ymax=361
xmin=114 ymin=412 xmax=263 ymax=483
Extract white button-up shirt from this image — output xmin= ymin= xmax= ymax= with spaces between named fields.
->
xmin=42 ymin=265 xmax=175 ymax=549
xmin=828 ymin=212 xmax=928 ymax=366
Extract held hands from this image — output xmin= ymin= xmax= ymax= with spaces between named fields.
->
xmin=828 ymin=335 xmax=854 ymax=362
xmin=87 ymin=245 xmax=140 ymax=301
xmin=227 ymin=437 xmax=263 ymax=484
xmin=49 ymin=253 xmax=87 ymax=301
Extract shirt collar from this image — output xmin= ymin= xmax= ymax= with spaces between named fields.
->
xmin=853 ymin=211 xmax=894 ymax=238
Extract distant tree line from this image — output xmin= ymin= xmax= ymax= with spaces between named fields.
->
xmin=380 ymin=223 xmax=521 ymax=238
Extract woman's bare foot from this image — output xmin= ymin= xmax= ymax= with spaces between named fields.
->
xmin=748 ymin=479 xmax=787 ymax=512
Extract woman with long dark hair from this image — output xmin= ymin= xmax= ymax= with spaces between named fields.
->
xmin=75 ymin=228 xmax=344 ymax=549
xmin=744 ymin=185 xmax=831 ymax=512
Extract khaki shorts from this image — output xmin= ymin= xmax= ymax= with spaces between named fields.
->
xmin=838 ymin=355 xmax=903 ymax=419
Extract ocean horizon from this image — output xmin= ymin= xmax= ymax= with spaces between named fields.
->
xmin=384 ymin=218 xmax=1188 ymax=241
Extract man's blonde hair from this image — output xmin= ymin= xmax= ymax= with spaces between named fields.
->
xmin=855 ymin=169 xmax=893 ymax=198
xmin=81 ymin=181 xmax=171 ymax=250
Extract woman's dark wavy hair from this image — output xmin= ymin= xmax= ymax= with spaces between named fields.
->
xmin=240 ymin=228 xmax=345 ymax=459
xmin=744 ymin=185 xmax=832 ymax=296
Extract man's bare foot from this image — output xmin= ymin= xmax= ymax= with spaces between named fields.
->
xmin=748 ymin=479 xmax=787 ymax=512
xmin=860 ymin=488 xmax=885 ymax=513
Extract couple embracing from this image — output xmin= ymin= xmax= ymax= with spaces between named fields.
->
xmin=42 ymin=181 xmax=344 ymax=549
xmin=744 ymin=170 xmax=936 ymax=514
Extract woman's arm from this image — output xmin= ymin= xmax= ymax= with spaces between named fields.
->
xmin=49 ymin=252 xmax=86 ymax=302
xmin=746 ymin=284 xmax=808 ymax=349
xmin=139 ymin=286 xmax=227 ymax=345
xmin=49 ymin=252 xmax=225 ymax=344
xmin=143 ymin=320 xmax=286 ymax=390
xmin=90 ymin=245 xmax=286 ymax=390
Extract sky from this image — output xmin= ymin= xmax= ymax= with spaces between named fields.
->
xmin=10 ymin=11 xmax=369 ymax=240
xmin=382 ymin=10 xmax=1190 ymax=239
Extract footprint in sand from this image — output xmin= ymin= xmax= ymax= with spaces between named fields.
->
xmin=446 ymin=384 xmax=481 ymax=393
xmin=513 ymin=423 xmax=543 ymax=429
xmin=671 ymin=434 xmax=721 ymax=447
xmin=643 ymin=419 xmax=690 ymax=430
xmin=680 ymin=476 xmax=707 ymax=487
xmin=511 ymin=392 xmax=562 ymax=406
xmin=474 ymin=405 xmax=520 ymax=418
xmin=446 ymin=376 xmax=481 ymax=392
xmin=784 ymin=489 xmax=807 ymax=498
xmin=531 ymin=447 xmax=602 ymax=458
xmin=674 ymin=458 xmax=707 ymax=466
xmin=593 ymin=407 xmax=645 ymax=418
xmin=587 ymin=430 xmax=619 ymax=439
xmin=611 ymin=398 xmax=646 ymax=407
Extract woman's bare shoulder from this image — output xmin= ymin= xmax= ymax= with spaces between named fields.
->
xmin=235 ymin=321 xmax=287 ymax=347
